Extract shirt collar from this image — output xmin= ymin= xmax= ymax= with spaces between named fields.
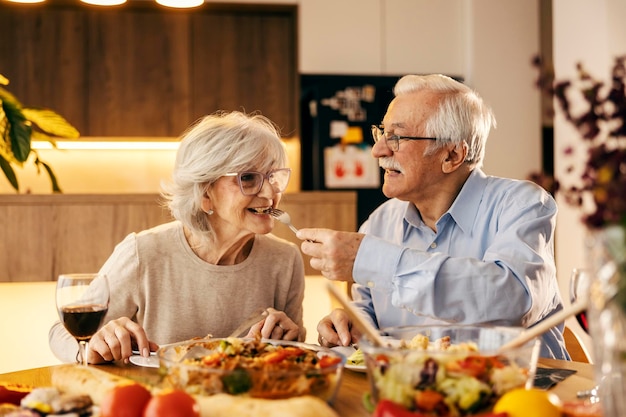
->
xmin=447 ymin=168 xmax=487 ymax=234
xmin=402 ymin=168 xmax=487 ymax=233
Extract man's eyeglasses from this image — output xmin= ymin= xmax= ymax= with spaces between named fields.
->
xmin=223 ymin=168 xmax=291 ymax=196
xmin=371 ymin=125 xmax=437 ymax=152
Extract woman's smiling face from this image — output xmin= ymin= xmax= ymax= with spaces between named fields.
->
xmin=205 ymin=168 xmax=283 ymax=237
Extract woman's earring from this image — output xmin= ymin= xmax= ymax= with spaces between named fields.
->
xmin=207 ymin=209 xmax=214 ymax=215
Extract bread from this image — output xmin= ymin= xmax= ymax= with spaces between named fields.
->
xmin=51 ymin=364 xmax=133 ymax=405
xmin=196 ymin=393 xmax=339 ymax=417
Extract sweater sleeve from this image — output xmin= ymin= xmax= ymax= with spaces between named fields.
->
xmin=284 ymin=244 xmax=306 ymax=340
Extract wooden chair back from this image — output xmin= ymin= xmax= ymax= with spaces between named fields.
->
xmin=563 ymin=326 xmax=591 ymax=363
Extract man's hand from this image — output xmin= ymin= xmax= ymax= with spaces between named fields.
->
xmin=316 ymin=308 xmax=361 ymax=347
xmin=297 ymin=228 xmax=365 ymax=281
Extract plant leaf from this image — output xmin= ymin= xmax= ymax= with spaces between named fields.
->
xmin=2 ymin=100 xmax=31 ymax=162
xmin=34 ymin=157 xmax=62 ymax=193
xmin=0 ymin=154 xmax=19 ymax=191
xmin=22 ymin=108 xmax=79 ymax=138
xmin=0 ymin=74 xmax=8 ymax=86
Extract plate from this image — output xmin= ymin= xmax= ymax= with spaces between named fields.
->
xmin=129 ymin=354 xmax=159 ymax=368
xmin=331 ymin=346 xmax=367 ymax=373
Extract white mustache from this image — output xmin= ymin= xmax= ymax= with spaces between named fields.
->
xmin=379 ymin=157 xmax=402 ymax=172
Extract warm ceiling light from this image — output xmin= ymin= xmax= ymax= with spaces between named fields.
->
xmin=80 ymin=0 xmax=127 ymax=5
xmin=156 ymin=0 xmax=204 ymax=8
xmin=4 ymin=0 xmax=46 ymax=3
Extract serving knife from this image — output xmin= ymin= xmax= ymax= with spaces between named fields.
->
xmin=228 ymin=307 xmax=269 ymax=338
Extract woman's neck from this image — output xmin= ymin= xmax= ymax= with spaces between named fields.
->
xmin=184 ymin=227 xmax=255 ymax=265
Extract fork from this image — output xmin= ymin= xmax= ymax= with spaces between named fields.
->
xmin=268 ymin=208 xmax=299 ymax=234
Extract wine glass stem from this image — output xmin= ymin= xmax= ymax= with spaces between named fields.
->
xmin=79 ymin=340 xmax=89 ymax=366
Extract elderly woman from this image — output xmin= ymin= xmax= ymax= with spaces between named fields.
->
xmin=49 ymin=111 xmax=305 ymax=364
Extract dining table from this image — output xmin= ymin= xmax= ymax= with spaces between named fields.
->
xmin=0 ymin=357 xmax=597 ymax=416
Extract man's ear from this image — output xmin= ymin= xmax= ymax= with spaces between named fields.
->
xmin=442 ymin=142 xmax=468 ymax=173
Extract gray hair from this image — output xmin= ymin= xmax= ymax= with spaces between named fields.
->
xmin=161 ymin=111 xmax=287 ymax=236
xmin=393 ymin=74 xmax=496 ymax=168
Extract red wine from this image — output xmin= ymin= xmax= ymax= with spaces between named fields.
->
xmin=575 ymin=310 xmax=589 ymax=333
xmin=61 ymin=304 xmax=107 ymax=341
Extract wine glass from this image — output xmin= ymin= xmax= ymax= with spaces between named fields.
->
xmin=56 ymin=273 xmax=110 ymax=366
xmin=569 ymin=268 xmax=591 ymax=333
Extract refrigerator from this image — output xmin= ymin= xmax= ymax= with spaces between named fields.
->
xmin=300 ymin=74 xmax=402 ymax=227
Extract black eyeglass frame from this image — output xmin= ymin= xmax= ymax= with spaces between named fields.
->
xmin=223 ymin=168 xmax=291 ymax=196
xmin=371 ymin=125 xmax=437 ymax=151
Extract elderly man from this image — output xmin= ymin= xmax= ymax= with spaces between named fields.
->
xmin=298 ymin=74 xmax=568 ymax=359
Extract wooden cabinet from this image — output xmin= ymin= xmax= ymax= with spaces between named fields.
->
xmin=0 ymin=192 xmax=356 ymax=282
xmin=0 ymin=3 xmax=297 ymax=137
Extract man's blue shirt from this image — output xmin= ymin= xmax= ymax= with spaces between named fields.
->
xmin=353 ymin=168 xmax=569 ymax=359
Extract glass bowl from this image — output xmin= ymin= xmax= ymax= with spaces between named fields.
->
xmin=360 ymin=325 xmax=540 ymax=416
xmin=157 ymin=337 xmax=345 ymax=403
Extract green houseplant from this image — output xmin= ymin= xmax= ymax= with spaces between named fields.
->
xmin=0 ymin=73 xmax=80 ymax=193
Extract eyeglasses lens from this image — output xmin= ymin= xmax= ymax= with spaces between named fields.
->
xmin=268 ymin=170 xmax=290 ymax=192
xmin=371 ymin=126 xmax=398 ymax=151
xmin=239 ymin=172 xmax=264 ymax=195
xmin=238 ymin=169 xmax=290 ymax=195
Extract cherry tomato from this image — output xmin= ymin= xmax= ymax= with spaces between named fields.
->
xmin=143 ymin=389 xmax=200 ymax=417
xmin=100 ymin=382 xmax=152 ymax=417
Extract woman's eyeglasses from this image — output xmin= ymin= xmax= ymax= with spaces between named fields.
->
xmin=223 ymin=168 xmax=291 ymax=196
xmin=371 ymin=125 xmax=437 ymax=152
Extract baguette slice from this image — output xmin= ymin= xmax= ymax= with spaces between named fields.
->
xmin=51 ymin=364 xmax=136 ymax=405
xmin=196 ymin=393 xmax=339 ymax=417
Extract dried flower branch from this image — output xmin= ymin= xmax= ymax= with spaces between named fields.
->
xmin=531 ymin=56 xmax=626 ymax=230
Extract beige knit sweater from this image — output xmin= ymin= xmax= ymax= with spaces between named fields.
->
xmin=49 ymin=221 xmax=305 ymax=363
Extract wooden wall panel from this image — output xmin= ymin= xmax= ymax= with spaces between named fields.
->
xmin=191 ymin=9 xmax=297 ymax=136
xmin=86 ymin=10 xmax=193 ymax=136
xmin=0 ymin=194 xmax=172 ymax=282
xmin=0 ymin=3 xmax=297 ymax=137
xmin=0 ymin=7 xmax=88 ymax=131
xmin=0 ymin=192 xmax=356 ymax=282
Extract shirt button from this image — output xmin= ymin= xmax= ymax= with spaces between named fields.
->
xmin=430 ymin=242 xmax=437 ymax=249
xmin=366 ymin=281 xmax=375 ymax=288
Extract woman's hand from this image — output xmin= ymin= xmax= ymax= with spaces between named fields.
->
xmin=88 ymin=317 xmax=159 ymax=364
xmin=246 ymin=308 xmax=302 ymax=341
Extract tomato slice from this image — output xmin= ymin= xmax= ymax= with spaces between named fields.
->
xmin=414 ymin=389 xmax=444 ymax=412
xmin=319 ymin=355 xmax=342 ymax=368
xmin=264 ymin=346 xmax=305 ymax=364
xmin=372 ymin=399 xmax=430 ymax=417
xmin=0 ymin=382 xmax=33 ymax=406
